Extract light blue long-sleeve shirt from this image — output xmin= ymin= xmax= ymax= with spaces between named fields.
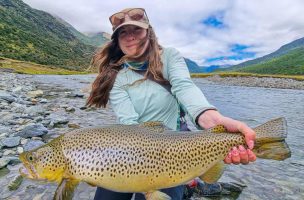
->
xmin=109 ymin=47 xmax=216 ymax=130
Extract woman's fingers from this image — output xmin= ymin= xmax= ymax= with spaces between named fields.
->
xmin=231 ymin=147 xmax=240 ymax=164
xmin=247 ymin=149 xmax=257 ymax=162
xmin=239 ymin=145 xmax=249 ymax=164
xmin=225 ymin=146 xmax=255 ymax=165
xmin=224 ymin=152 xmax=232 ymax=164
xmin=237 ymin=122 xmax=256 ymax=149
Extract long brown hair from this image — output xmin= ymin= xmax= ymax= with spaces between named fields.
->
xmin=86 ymin=26 xmax=167 ymax=108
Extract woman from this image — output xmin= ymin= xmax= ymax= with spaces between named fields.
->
xmin=87 ymin=8 xmax=256 ymax=200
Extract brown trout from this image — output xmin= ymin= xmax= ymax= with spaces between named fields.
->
xmin=19 ymin=118 xmax=291 ymax=200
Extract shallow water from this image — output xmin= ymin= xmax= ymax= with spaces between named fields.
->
xmin=1 ymin=74 xmax=304 ymax=199
xmin=194 ymin=78 xmax=304 ymax=200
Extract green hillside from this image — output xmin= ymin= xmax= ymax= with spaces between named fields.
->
xmin=0 ymin=0 xmax=97 ymax=70
xmin=236 ymin=47 xmax=304 ymax=75
xmin=55 ymin=16 xmax=110 ymax=47
xmin=233 ymin=37 xmax=304 ymax=69
xmin=226 ymin=37 xmax=304 ymax=75
xmin=83 ymin=32 xmax=110 ymax=47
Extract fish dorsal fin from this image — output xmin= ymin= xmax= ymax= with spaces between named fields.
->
xmin=206 ymin=125 xmax=227 ymax=134
xmin=199 ymin=161 xmax=225 ymax=183
xmin=53 ymin=178 xmax=79 ymax=200
xmin=139 ymin=121 xmax=167 ymax=133
xmin=144 ymin=190 xmax=171 ymax=200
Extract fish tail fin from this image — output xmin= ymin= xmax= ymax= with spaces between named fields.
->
xmin=253 ymin=117 xmax=291 ymax=160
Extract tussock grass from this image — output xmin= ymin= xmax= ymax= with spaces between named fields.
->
xmin=0 ymin=57 xmax=89 ymax=75
xmin=1 ymin=57 xmax=303 ymax=80
xmin=191 ymin=72 xmax=304 ymax=81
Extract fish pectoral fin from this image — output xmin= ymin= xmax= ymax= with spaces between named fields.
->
xmin=206 ymin=125 xmax=227 ymax=134
xmin=87 ymin=182 xmax=97 ymax=187
xmin=144 ymin=190 xmax=171 ymax=200
xmin=140 ymin=121 xmax=167 ymax=133
xmin=199 ymin=161 xmax=225 ymax=184
xmin=53 ymin=178 xmax=79 ymax=200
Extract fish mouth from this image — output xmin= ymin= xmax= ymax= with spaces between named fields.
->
xmin=19 ymin=165 xmax=39 ymax=180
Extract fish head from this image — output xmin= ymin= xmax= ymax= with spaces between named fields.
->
xmin=19 ymin=150 xmax=44 ymax=180
xmin=19 ymin=140 xmax=65 ymax=183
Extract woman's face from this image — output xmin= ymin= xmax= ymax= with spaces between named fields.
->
xmin=118 ymin=25 xmax=149 ymax=57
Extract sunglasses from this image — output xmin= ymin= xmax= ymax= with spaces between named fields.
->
xmin=109 ymin=8 xmax=149 ymax=29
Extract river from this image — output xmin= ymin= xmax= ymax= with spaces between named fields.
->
xmin=1 ymin=74 xmax=303 ymax=200
xmin=194 ymin=78 xmax=304 ymax=200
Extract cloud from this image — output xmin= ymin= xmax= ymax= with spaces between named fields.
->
xmin=22 ymin=0 xmax=304 ymax=66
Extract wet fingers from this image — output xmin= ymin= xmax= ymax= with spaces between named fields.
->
xmin=247 ymin=149 xmax=257 ymax=162
xmin=231 ymin=147 xmax=240 ymax=164
xmin=239 ymin=145 xmax=249 ymax=164
xmin=224 ymin=152 xmax=232 ymax=164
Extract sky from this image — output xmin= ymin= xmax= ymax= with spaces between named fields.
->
xmin=22 ymin=0 xmax=304 ymax=66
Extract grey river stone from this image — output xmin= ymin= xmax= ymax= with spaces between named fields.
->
xmin=0 ymin=126 xmax=11 ymax=134
xmin=23 ymin=140 xmax=45 ymax=151
xmin=1 ymin=136 xmax=21 ymax=148
xmin=10 ymin=102 xmax=27 ymax=113
xmin=0 ymin=90 xmax=16 ymax=103
xmin=24 ymin=105 xmax=46 ymax=116
xmin=0 ymin=158 xmax=10 ymax=169
xmin=17 ymin=124 xmax=48 ymax=138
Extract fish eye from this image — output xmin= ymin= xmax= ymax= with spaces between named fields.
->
xmin=27 ymin=153 xmax=35 ymax=162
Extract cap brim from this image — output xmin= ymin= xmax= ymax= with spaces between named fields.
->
xmin=111 ymin=21 xmax=149 ymax=39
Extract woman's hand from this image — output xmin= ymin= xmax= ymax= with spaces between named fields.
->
xmin=197 ymin=110 xmax=257 ymax=164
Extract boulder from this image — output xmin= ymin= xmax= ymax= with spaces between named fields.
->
xmin=17 ymin=124 xmax=48 ymax=138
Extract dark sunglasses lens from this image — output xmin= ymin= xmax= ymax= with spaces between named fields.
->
xmin=111 ymin=13 xmax=125 ymax=26
xmin=128 ymin=9 xmax=144 ymax=21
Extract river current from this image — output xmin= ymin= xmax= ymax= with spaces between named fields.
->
xmin=1 ymin=74 xmax=303 ymax=200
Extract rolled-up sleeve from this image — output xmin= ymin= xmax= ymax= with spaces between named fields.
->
xmin=109 ymin=75 xmax=139 ymax=125
xmin=166 ymin=48 xmax=217 ymax=124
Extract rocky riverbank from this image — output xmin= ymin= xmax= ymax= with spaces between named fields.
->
xmin=0 ymin=72 xmax=117 ymax=199
xmin=202 ymin=75 xmax=304 ymax=90
xmin=1 ymin=72 xmax=220 ymax=200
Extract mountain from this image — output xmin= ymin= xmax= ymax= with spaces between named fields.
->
xmin=227 ymin=37 xmax=304 ymax=75
xmin=55 ymin=16 xmax=110 ymax=47
xmin=184 ymin=58 xmax=222 ymax=73
xmin=0 ymin=0 xmax=100 ymax=70
xmin=83 ymin=32 xmax=111 ymax=47
xmin=184 ymin=58 xmax=206 ymax=73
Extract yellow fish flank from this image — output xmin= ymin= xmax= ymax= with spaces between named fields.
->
xmin=19 ymin=118 xmax=291 ymax=200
